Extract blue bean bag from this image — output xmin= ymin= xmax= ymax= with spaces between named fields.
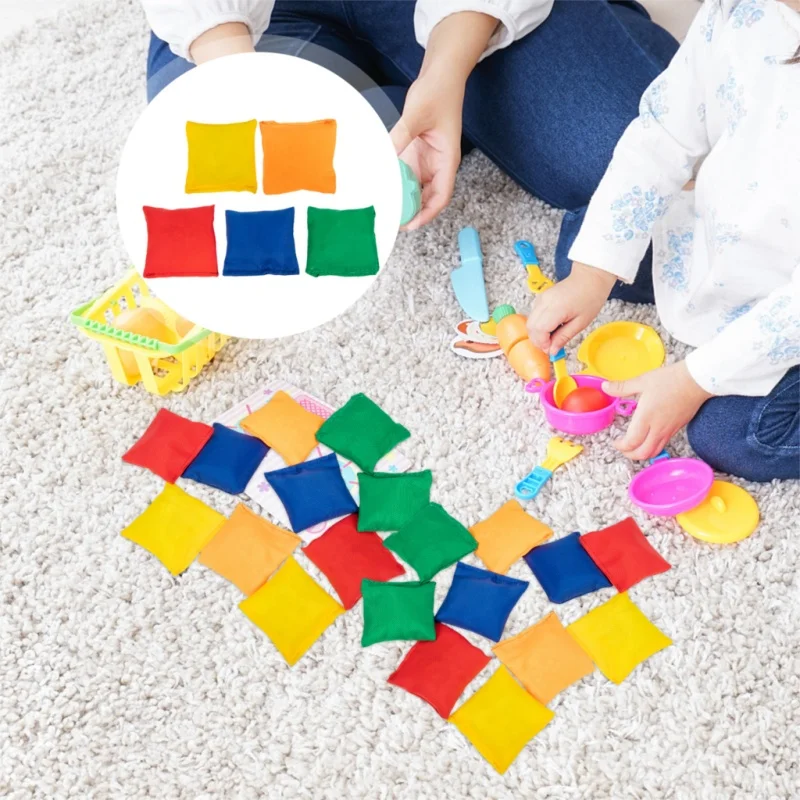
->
xmin=524 ymin=532 xmax=611 ymax=604
xmin=223 ymin=208 xmax=299 ymax=276
xmin=263 ymin=452 xmax=358 ymax=532
xmin=182 ymin=422 xmax=268 ymax=495
xmin=435 ymin=562 xmax=528 ymax=641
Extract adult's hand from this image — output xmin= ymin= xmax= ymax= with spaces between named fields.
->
xmin=391 ymin=11 xmax=499 ymax=230
xmin=390 ymin=75 xmax=465 ymax=230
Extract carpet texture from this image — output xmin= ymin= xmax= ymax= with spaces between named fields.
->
xmin=1 ymin=2 xmax=798 ymax=797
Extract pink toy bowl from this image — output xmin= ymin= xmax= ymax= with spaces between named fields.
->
xmin=525 ymin=374 xmax=636 ymax=435
xmin=628 ymin=457 xmax=714 ymax=516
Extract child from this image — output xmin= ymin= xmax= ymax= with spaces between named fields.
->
xmin=527 ymin=0 xmax=800 ymax=482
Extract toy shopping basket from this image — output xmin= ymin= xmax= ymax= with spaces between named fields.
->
xmin=70 ymin=269 xmax=229 ymax=396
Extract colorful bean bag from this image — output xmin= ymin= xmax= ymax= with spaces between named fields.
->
xmin=122 ymin=408 xmax=213 ymax=484
xmin=121 ymin=483 xmax=225 ymax=575
xmin=182 ymin=422 xmax=268 ymax=495
xmin=199 ymin=503 xmax=301 ymax=595
xmin=579 ymin=517 xmax=671 ymax=592
xmin=470 ymin=499 xmax=552 ymax=574
xmin=384 ymin=503 xmax=477 ymax=582
xmin=306 ymin=206 xmax=380 ymax=277
xmin=260 ymin=119 xmax=336 ymax=195
xmin=361 ymin=579 xmax=436 ymax=646
xmin=142 ymin=205 xmax=218 ymax=278
xmin=387 ymin=623 xmax=490 ymax=718
xmin=240 ymin=556 xmax=344 ymax=666
xmin=567 ymin=592 xmax=672 ymax=684
xmin=185 ymin=119 xmax=257 ymax=194
xmin=241 ymin=390 xmax=323 ymax=465
xmin=302 ymin=514 xmax=404 ymax=609
xmin=492 ymin=612 xmax=594 ymax=705
xmin=435 ymin=562 xmax=528 ymax=642
xmin=356 ymin=470 xmax=433 ymax=531
xmin=222 ymin=208 xmax=299 ymax=276
xmin=262 ymin=452 xmax=357 ymax=533
xmin=315 ymin=393 xmax=409 ymax=472
xmin=448 ymin=667 xmax=554 ymax=775
xmin=523 ymin=532 xmax=611 ymax=604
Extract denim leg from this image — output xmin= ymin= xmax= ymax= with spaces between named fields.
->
xmin=555 ymin=205 xmax=656 ymax=304
xmin=686 ymin=367 xmax=800 ymax=482
xmin=146 ymin=4 xmax=380 ymax=102
xmin=465 ymin=1 xmax=678 ymax=210
xmin=147 ymin=33 xmax=194 ymax=101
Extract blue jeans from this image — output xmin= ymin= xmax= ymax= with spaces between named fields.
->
xmin=556 ymin=216 xmax=800 ymax=482
xmin=147 ymin=0 xmax=678 ymax=215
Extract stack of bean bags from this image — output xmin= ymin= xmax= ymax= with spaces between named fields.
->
xmin=120 ymin=389 xmax=672 ymax=774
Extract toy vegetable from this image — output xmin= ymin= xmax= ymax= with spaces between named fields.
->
xmin=492 ymin=304 xmax=550 ymax=382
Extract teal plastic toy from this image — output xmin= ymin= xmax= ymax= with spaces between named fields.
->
xmin=399 ymin=160 xmax=421 ymax=226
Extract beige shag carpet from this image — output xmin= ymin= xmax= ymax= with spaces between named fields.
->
xmin=1 ymin=2 xmax=798 ymax=797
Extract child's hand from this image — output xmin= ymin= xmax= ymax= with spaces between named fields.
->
xmin=527 ymin=262 xmax=617 ymax=355
xmin=603 ymin=362 xmax=713 ymax=460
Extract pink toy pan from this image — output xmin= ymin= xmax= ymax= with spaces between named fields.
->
xmin=525 ymin=374 xmax=636 ymax=435
xmin=628 ymin=457 xmax=714 ymax=516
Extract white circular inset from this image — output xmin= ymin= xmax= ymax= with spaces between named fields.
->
xmin=117 ymin=52 xmax=400 ymax=339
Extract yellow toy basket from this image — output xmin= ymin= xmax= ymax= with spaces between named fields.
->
xmin=70 ymin=269 xmax=230 ymax=396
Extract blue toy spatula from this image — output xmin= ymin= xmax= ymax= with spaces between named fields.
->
xmin=451 ymin=227 xmax=490 ymax=323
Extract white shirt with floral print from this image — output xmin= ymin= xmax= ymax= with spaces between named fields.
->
xmin=569 ymin=0 xmax=800 ymax=397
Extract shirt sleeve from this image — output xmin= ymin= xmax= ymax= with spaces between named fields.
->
xmin=414 ymin=0 xmax=554 ymax=60
xmin=141 ymin=0 xmax=274 ymax=62
xmin=567 ymin=2 xmax=717 ymax=282
xmin=685 ymin=268 xmax=800 ymax=396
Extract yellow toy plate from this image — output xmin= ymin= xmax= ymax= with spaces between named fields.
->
xmin=577 ymin=321 xmax=665 ymax=381
xmin=676 ymin=480 xmax=759 ymax=544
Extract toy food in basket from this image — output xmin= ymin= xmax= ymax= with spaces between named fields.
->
xmin=70 ymin=269 xmax=228 ymax=395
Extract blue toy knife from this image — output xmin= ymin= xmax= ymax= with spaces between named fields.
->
xmin=451 ymin=227 xmax=490 ymax=323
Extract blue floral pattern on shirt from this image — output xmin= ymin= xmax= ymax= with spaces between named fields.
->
xmin=606 ymin=186 xmax=671 ymax=243
xmin=717 ymin=301 xmax=754 ymax=332
xmin=697 ymin=102 xmax=707 ymax=123
xmin=715 ymin=69 xmax=747 ymax=135
xmin=640 ymin=79 xmax=668 ymax=129
xmin=701 ymin=2 xmax=720 ymax=42
xmin=658 ymin=229 xmax=694 ymax=292
xmin=707 ymin=208 xmax=742 ymax=254
xmin=754 ymin=297 xmax=800 ymax=365
xmin=729 ymin=0 xmax=766 ymax=29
